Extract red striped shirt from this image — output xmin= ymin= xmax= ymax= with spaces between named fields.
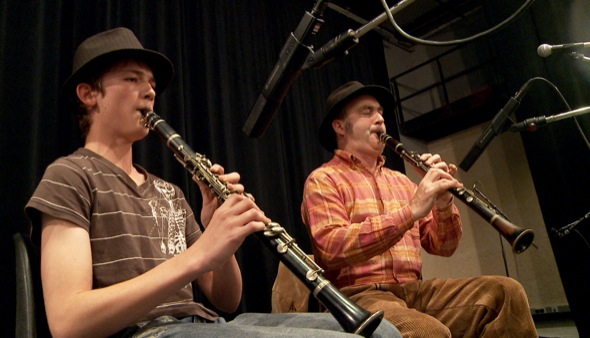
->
xmin=301 ymin=150 xmax=462 ymax=288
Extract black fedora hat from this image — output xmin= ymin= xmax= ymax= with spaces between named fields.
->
xmin=61 ymin=27 xmax=174 ymax=109
xmin=319 ymin=81 xmax=394 ymax=152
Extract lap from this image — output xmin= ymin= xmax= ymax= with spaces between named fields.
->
xmin=231 ymin=312 xmax=402 ymax=338
xmin=117 ymin=313 xmax=401 ymax=338
xmin=341 ymin=276 xmax=528 ymax=338
xmin=342 ymin=288 xmax=452 ymax=338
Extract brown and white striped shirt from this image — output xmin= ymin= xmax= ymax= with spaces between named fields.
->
xmin=25 ymin=147 xmax=218 ymax=322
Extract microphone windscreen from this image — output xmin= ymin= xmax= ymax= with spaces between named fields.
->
xmin=537 ymin=44 xmax=552 ymax=57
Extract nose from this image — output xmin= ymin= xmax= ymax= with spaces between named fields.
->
xmin=144 ymin=83 xmax=156 ymax=101
xmin=375 ymin=112 xmax=385 ymax=125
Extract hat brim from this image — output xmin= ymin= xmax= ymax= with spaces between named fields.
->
xmin=319 ymin=85 xmax=394 ymax=152
xmin=60 ymin=48 xmax=174 ymax=111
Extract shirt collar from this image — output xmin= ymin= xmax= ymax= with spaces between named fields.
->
xmin=334 ymin=149 xmax=386 ymax=173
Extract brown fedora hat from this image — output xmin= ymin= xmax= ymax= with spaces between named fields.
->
xmin=319 ymin=81 xmax=394 ymax=152
xmin=61 ymin=27 xmax=174 ymax=109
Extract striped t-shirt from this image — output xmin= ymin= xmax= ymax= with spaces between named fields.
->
xmin=25 ymin=147 xmax=218 ymax=322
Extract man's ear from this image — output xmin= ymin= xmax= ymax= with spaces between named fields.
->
xmin=332 ymin=119 xmax=345 ymax=137
xmin=76 ymin=83 xmax=98 ymax=107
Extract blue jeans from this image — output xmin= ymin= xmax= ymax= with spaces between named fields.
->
xmin=115 ymin=312 xmax=401 ymax=338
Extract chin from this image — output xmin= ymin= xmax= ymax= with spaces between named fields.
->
xmin=132 ymin=127 xmax=150 ymax=141
xmin=374 ymin=142 xmax=386 ymax=153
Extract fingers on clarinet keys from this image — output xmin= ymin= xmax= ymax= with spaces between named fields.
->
xmin=264 ymin=222 xmax=284 ymax=236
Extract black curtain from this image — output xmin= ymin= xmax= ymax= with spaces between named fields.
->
xmin=0 ymin=0 xmax=397 ymax=335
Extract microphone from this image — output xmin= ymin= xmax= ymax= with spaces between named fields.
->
xmin=459 ymin=81 xmax=532 ymax=172
xmin=551 ymin=227 xmax=572 ymax=238
xmin=550 ymin=227 xmax=572 ymax=238
xmin=552 ymin=211 xmax=590 ymax=238
xmin=302 ymin=29 xmax=359 ymax=70
xmin=537 ymin=42 xmax=590 ymax=57
xmin=509 ymin=116 xmax=547 ymax=133
xmin=243 ymin=1 xmax=327 ymax=139
xmin=510 ymin=106 xmax=590 ymax=133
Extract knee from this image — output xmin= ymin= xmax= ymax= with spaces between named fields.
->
xmin=372 ymin=319 xmax=403 ymax=338
xmin=384 ymin=312 xmax=451 ymax=338
xmin=486 ymin=276 xmax=526 ymax=295
xmin=477 ymin=276 xmax=529 ymax=307
xmin=422 ymin=320 xmax=452 ymax=338
xmin=411 ymin=319 xmax=452 ymax=338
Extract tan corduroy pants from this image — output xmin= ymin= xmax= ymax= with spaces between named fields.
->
xmin=341 ymin=276 xmax=537 ymax=338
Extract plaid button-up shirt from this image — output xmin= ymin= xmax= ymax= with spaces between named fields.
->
xmin=301 ymin=150 xmax=462 ymax=288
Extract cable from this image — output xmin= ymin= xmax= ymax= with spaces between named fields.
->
xmin=378 ymin=0 xmax=536 ymax=46
xmin=572 ymin=229 xmax=590 ymax=251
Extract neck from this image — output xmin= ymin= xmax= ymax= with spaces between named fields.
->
xmin=342 ymin=148 xmax=380 ymax=172
xmin=84 ymin=140 xmax=135 ymax=175
xmin=339 ymin=138 xmax=383 ymax=172
xmin=85 ymin=140 xmax=146 ymax=186
xmin=357 ymin=154 xmax=379 ymax=172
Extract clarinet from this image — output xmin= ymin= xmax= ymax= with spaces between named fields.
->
xmin=141 ymin=110 xmax=384 ymax=337
xmin=379 ymin=132 xmax=535 ymax=253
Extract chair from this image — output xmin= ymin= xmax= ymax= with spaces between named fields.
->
xmin=271 ymin=256 xmax=320 ymax=313
xmin=14 ymin=232 xmax=50 ymax=338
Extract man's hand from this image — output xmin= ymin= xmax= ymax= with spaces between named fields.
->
xmin=409 ymin=153 xmax=462 ymax=219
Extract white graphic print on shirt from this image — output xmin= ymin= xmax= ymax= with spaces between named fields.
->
xmin=149 ymin=179 xmax=187 ymax=255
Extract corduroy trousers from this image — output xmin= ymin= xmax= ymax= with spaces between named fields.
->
xmin=341 ymin=275 xmax=538 ymax=338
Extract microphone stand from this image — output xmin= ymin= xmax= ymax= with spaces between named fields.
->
xmin=243 ymin=0 xmax=417 ymax=137
xmin=242 ymin=0 xmax=329 ymax=138
xmin=569 ymin=52 xmax=590 ymax=63
xmin=304 ymin=0 xmax=416 ymax=70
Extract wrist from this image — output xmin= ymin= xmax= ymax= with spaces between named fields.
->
xmin=435 ymin=195 xmax=454 ymax=212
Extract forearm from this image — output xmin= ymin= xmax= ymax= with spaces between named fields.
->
xmin=308 ymin=204 xmax=415 ymax=269
xmin=421 ymin=202 xmax=462 ymax=256
xmin=206 ymin=256 xmax=243 ymax=313
xmin=44 ymin=249 xmax=202 ymax=338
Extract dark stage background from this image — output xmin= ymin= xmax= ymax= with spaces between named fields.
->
xmin=1 ymin=0 xmax=590 ymax=337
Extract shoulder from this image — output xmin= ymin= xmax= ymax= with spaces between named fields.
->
xmin=304 ymin=158 xmax=351 ymax=195
xmin=37 ymin=149 xmax=97 ymax=188
xmin=306 ymin=159 xmax=340 ymax=181
xmin=46 ymin=149 xmax=91 ymax=173
xmin=44 ymin=148 xmax=116 ymax=180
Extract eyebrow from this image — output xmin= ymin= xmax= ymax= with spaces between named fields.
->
xmin=127 ymin=69 xmax=155 ymax=79
xmin=121 ymin=68 xmax=156 ymax=86
xmin=359 ymin=103 xmax=383 ymax=111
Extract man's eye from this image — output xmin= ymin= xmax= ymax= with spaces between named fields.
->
xmin=361 ymin=107 xmax=382 ymax=116
xmin=126 ymin=77 xmax=139 ymax=82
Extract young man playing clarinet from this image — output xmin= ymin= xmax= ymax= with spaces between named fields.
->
xmin=301 ymin=81 xmax=538 ymax=337
xmin=25 ymin=28 xmax=400 ymax=338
